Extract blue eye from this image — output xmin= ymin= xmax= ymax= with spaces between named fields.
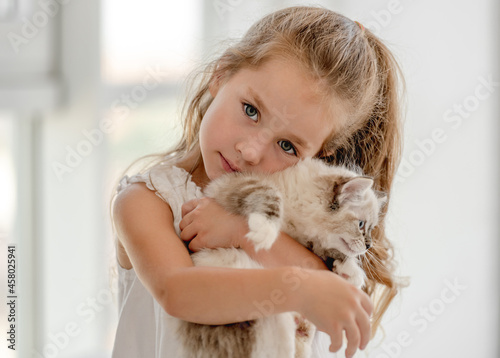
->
xmin=278 ymin=140 xmax=297 ymax=155
xmin=244 ymin=104 xmax=258 ymax=122
xmin=359 ymin=221 xmax=365 ymax=229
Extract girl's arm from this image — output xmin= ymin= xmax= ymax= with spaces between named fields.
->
xmin=179 ymin=197 xmax=327 ymax=269
xmin=114 ymin=184 xmax=371 ymax=357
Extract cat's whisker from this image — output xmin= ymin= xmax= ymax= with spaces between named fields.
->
xmin=362 ymin=259 xmax=377 ymax=278
xmin=365 ymin=251 xmax=385 ymax=269
xmin=361 ymin=251 xmax=384 ymax=282
xmin=364 ymin=249 xmax=383 ymax=263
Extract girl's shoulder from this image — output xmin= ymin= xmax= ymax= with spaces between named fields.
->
xmin=113 ymin=181 xmax=173 ymax=269
xmin=117 ymin=161 xmax=202 ymax=203
xmin=112 ymin=162 xmax=187 ymax=232
xmin=113 ymin=160 xmax=204 ymax=232
xmin=112 ymin=159 xmax=203 ymax=269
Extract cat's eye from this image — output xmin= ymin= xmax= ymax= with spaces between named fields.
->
xmin=278 ymin=140 xmax=297 ymax=155
xmin=244 ymin=103 xmax=259 ymax=122
xmin=359 ymin=221 xmax=365 ymax=230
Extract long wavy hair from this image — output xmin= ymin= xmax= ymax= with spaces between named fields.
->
xmin=115 ymin=6 xmax=405 ymax=335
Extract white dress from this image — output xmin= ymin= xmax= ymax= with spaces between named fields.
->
xmin=111 ymin=162 xmax=338 ymax=357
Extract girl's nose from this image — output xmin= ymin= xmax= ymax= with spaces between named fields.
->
xmin=235 ymin=138 xmax=267 ymax=165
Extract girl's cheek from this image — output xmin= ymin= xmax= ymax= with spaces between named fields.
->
xmin=262 ymin=153 xmax=292 ymax=173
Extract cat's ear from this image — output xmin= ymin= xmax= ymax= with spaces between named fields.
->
xmin=338 ymin=177 xmax=374 ymax=203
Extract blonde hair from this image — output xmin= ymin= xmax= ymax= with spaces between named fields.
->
xmin=118 ymin=6 xmax=405 ymax=335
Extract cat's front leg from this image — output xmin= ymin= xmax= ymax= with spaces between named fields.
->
xmin=206 ymin=175 xmax=284 ymax=251
xmin=230 ymin=178 xmax=284 ymax=251
xmin=246 ymin=211 xmax=282 ymax=251
xmin=333 ymin=257 xmax=366 ymax=288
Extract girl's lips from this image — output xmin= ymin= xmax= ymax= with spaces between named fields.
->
xmin=220 ymin=154 xmax=241 ymax=173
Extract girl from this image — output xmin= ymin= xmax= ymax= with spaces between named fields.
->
xmin=111 ymin=6 xmax=403 ymax=358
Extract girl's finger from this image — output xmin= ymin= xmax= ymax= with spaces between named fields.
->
xmin=356 ymin=312 xmax=371 ymax=350
xmin=181 ymin=199 xmax=200 ymax=217
xmin=344 ymin=322 xmax=360 ymax=358
xmin=328 ymin=324 xmax=343 ymax=353
xmin=188 ymin=236 xmax=201 ymax=252
xmin=360 ymin=292 xmax=374 ymax=317
xmin=178 ymin=214 xmax=193 ymax=231
xmin=179 ymin=223 xmax=195 ymax=242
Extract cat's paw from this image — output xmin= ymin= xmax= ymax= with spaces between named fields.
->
xmin=294 ymin=313 xmax=315 ymax=357
xmin=245 ymin=213 xmax=280 ymax=251
xmin=333 ymin=258 xmax=366 ymax=288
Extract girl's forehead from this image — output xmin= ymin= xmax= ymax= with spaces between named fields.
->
xmin=242 ymin=59 xmax=324 ymax=101
xmin=228 ymin=59 xmax=347 ymax=154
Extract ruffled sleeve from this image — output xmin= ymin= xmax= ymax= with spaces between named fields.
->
xmin=116 ymin=163 xmax=204 ymax=236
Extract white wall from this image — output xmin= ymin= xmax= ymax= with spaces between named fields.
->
xmin=335 ymin=0 xmax=500 ymax=357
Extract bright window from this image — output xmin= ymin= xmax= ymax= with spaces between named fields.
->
xmin=101 ymin=0 xmax=203 ymax=84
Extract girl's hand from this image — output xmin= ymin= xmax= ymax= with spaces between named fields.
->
xmin=298 ymin=269 xmax=373 ymax=358
xmin=179 ymin=198 xmax=248 ymax=252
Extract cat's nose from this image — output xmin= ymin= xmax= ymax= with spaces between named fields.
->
xmin=365 ymin=243 xmax=372 ymax=250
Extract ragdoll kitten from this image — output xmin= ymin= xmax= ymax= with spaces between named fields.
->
xmin=175 ymin=157 xmax=386 ymax=358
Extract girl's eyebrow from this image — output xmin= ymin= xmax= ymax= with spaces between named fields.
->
xmin=246 ymin=87 xmax=269 ymax=116
xmin=287 ymin=133 xmax=310 ymax=150
xmin=246 ymin=87 xmax=310 ymax=151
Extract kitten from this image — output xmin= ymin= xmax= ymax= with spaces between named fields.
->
xmin=175 ymin=157 xmax=386 ymax=358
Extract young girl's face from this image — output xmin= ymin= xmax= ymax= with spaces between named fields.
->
xmin=198 ymin=58 xmax=345 ymax=181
